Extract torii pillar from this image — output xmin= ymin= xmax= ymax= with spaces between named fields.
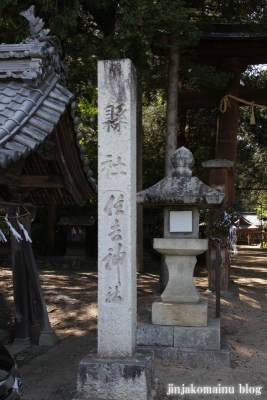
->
xmin=208 ymin=59 xmax=246 ymax=290
xmin=213 ymin=59 xmax=247 ymax=204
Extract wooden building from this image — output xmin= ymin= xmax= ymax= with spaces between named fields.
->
xmin=237 ymin=213 xmax=262 ymax=245
xmin=0 ymin=6 xmax=97 ymax=345
xmin=0 ymin=9 xmax=96 ymax=207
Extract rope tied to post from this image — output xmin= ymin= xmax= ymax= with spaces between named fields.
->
xmin=219 ymin=94 xmax=267 ymax=125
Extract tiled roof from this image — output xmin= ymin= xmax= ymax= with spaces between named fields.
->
xmin=0 ymin=6 xmax=96 ymax=192
xmin=240 ymin=213 xmax=261 ymax=227
xmin=0 ymin=73 xmax=74 ymax=166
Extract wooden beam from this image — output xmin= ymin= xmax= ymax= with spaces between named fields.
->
xmin=0 ymin=173 xmax=19 ymax=186
xmin=17 ymin=175 xmax=65 ymax=188
xmin=195 ymin=37 xmax=267 ymax=67
xmin=179 ymin=87 xmax=267 ymax=109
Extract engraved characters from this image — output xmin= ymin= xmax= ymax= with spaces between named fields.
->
xmin=102 ymin=192 xmax=127 ymax=302
xmin=103 ymin=104 xmax=127 ymax=132
xmin=101 ymin=155 xmax=127 ymax=179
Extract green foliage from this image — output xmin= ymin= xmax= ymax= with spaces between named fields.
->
xmin=142 ymin=91 xmax=166 ymax=187
xmin=76 ymin=92 xmax=98 ymax=176
xmin=0 ymin=220 xmax=6 ymax=232
xmin=78 ymin=94 xmax=98 ymax=124
xmin=180 ymin=63 xmax=232 ymax=92
xmin=2 ymin=0 xmax=267 ymax=236
xmin=235 ymin=67 xmax=267 ymax=214
xmin=188 ymin=0 xmax=267 ymax=26
xmin=0 ymin=0 xmax=82 ymax=42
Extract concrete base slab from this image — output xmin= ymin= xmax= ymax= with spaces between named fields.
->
xmin=74 ymin=350 xmax=158 ymax=400
xmin=0 ymin=329 xmax=9 ymax=344
xmin=174 ymin=318 xmax=221 ymax=349
xmin=138 ymin=335 xmax=230 ymax=368
xmin=152 ymin=299 xmax=207 ymax=326
xmin=137 ymin=316 xmax=174 ymax=346
xmin=9 ymin=337 xmax=31 ymax=355
xmin=137 ymin=317 xmax=220 ymax=350
xmin=139 ymin=346 xmax=179 ymax=366
xmin=178 ymin=335 xmax=230 ymax=367
xmin=39 ymin=330 xmax=58 ymax=346
xmin=13 ymin=337 xmax=31 ymax=346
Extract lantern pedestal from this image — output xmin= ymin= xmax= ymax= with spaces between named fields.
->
xmin=152 ymin=238 xmax=208 ymax=326
xmin=152 ymin=299 xmax=207 ymax=327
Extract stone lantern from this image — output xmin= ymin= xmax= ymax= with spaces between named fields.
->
xmin=137 ymin=147 xmax=225 ymax=328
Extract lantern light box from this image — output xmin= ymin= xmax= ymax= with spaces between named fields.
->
xmin=169 ymin=210 xmax=193 ymax=233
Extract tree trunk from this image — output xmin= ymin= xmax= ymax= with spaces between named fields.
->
xmin=165 ymin=50 xmax=179 ymax=177
xmin=159 ymin=49 xmax=179 ymax=293
xmin=136 ymin=73 xmax=143 ymax=272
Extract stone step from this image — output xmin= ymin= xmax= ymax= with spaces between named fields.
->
xmin=137 ymin=316 xmax=221 ymax=350
xmin=137 ymin=335 xmax=230 ymax=368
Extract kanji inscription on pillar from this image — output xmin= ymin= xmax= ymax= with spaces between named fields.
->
xmin=102 ymin=190 xmax=127 ymax=294
xmin=98 ymin=59 xmax=137 ymax=359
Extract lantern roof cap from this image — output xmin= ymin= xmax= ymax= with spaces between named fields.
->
xmin=137 ymin=147 xmax=225 ymax=208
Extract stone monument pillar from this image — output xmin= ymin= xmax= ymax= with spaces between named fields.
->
xmin=75 ymin=59 xmax=157 ymax=400
xmin=97 ymin=59 xmax=137 ymax=359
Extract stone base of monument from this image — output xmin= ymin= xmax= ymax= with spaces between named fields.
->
xmin=152 ymin=299 xmax=207 ymax=326
xmin=74 ymin=350 xmax=158 ymax=400
xmin=39 ymin=330 xmax=58 ymax=346
xmin=12 ymin=337 xmax=31 ymax=346
xmin=137 ymin=317 xmax=230 ymax=367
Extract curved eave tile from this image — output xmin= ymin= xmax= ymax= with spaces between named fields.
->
xmin=0 ymin=74 xmax=75 ymax=170
xmin=0 ymin=71 xmax=97 ymax=193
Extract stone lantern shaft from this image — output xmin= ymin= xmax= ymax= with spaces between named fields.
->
xmin=136 ymin=147 xmax=229 ymax=367
xmin=137 ymin=147 xmax=224 ymax=327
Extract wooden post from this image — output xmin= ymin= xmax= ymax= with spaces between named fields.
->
xmin=23 ymin=211 xmax=40 ymax=342
xmin=45 ymin=203 xmax=57 ymax=256
xmin=11 ymin=216 xmax=31 ymax=344
xmin=20 ymin=216 xmax=57 ymax=345
xmin=214 ymin=59 xmax=246 ymax=204
xmin=203 ymin=160 xmax=234 ymax=290
xmin=215 ymin=242 xmax=221 ymax=318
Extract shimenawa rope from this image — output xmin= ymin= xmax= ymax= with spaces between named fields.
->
xmin=219 ymin=94 xmax=267 ymax=125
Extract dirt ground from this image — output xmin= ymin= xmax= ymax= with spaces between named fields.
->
xmin=0 ymin=245 xmax=266 ymax=399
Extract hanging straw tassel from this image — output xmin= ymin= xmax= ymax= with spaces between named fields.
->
xmin=250 ymin=102 xmax=256 ymax=124
xmin=16 ymin=218 xmax=32 ymax=242
xmin=0 ymin=229 xmax=7 ymax=243
xmin=219 ymin=93 xmax=267 ymax=125
xmin=219 ymin=95 xmax=231 ymax=113
xmin=4 ymin=216 xmax=23 ymax=242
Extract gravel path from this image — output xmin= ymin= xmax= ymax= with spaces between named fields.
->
xmin=157 ymin=245 xmax=267 ymax=399
xmin=0 ymin=245 xmax=266 ymax=399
